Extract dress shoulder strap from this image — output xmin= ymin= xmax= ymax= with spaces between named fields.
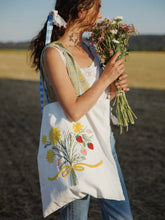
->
xmin=40 ymin=41 xmax=89 ymax=99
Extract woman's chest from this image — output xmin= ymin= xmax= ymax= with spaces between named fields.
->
xmin=70 ymin=51 xmax=94 ymax=69
xmin=80 ymin=58 xmax=102 ymax=87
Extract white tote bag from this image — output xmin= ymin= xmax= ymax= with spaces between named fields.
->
xmin=37 ymin=99 xmax=125 ymax=217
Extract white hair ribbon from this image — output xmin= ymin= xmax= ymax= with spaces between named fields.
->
xmin=45 ymin=10 xmax=67 ymax=46
xmin=50 ymin=10 xmax=67 ymax=28
xmin=40 ymin=10 xmax=67 ymax=113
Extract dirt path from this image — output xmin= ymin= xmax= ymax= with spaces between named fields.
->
xmin=0 ymin=79 xmax=165 ymax=220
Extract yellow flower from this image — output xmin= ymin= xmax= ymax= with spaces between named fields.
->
xmin=46 ymin=149 xmax=55 ymax=163
xmin=49 ymin=127 xmax=61 ymax=145
xmin=42 ymin=135 xmax=47 ymax=145
xmin=73 ymin=122 xmax=83 ymax=133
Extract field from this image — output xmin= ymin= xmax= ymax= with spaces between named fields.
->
xmin=0 ymin=50 xmax=165 ymax=220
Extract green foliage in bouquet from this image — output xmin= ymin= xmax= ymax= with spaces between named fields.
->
xmin=87 ymin=16 xmax=138 ymax=134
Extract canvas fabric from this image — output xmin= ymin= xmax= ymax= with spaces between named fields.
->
xmin=38 ymin=42 xmax=125 ymax=218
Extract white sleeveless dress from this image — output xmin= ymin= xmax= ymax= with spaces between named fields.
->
xmin=55 ymin=43 xmax=113 ymax=129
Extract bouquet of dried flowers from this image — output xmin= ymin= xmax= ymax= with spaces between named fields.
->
xmin=87 ymin=16 xmax=138 ymax=134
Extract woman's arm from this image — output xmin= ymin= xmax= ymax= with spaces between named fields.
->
xmin=43 ymin=47 xmax=124 ymax=122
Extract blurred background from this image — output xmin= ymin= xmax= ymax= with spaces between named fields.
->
xmin=0 ymin=0 xmax=165 ymax=219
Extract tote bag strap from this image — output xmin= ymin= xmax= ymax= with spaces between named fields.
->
xmin=40 ymin=13 xmax=54 ymax=114
xmin=46 ymin=42 xmax=90 ymax=97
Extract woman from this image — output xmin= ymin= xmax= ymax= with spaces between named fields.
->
xmin=30 ymin=0 xmax=133 ymax=219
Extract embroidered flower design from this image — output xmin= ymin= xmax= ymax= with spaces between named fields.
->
xmin=49 ymin=127 xmax=61 ymax=145
xmin=42 ymin=123 xmax=101 ymax=186
xmin=76 ymin=135 xmax=83 ymax=143
xmin=80 ymin=148 xmax=87 ymax=156
xmin=87 ymin=143 xmax=94 ymax=150
xmin=46 ymin=149 xmax=55 ymax=163
xmin=56 ymin=159 xmax=62 ymax=166
xmin=73 ymin=122 xmax=83 ymax=133
xmin=42 ymin=135 xmax=47 ymax=145
xmin=87 ymin=129 xmax=92 ymax=134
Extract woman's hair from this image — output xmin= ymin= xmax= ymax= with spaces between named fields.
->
xmin=29 ymin=0 xmax=100 ymax=71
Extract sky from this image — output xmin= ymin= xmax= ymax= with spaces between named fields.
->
xmin=0 ymin=0 xmax=165 ymax=42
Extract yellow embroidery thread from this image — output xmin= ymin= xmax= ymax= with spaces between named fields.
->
xmin=49 ymin=127 xmax=61 ymax=145
xmin=42 ymin=135 xmax=47 ymax=145
xmin=46 ymin=149 xmax=55 ymax=163
xmin=73 ymin=122 xmax=83 ymax=133
xmin=48 ymin=160 xmax=103 ymax=181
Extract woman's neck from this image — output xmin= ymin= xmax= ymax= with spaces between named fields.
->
xmin=57 ymin=26 xmax=94 ymax=68
xmin=58 ymin=26 xmax=84 ymax=49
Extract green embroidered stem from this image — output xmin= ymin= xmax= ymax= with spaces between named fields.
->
xmin=70 ymin=168 xmax=78 ymax=186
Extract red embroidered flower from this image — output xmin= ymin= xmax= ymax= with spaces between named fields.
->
xmin=87 ymin=143 xmax=94 ymax=150
xmin=76 ymin=135 xmax=83 ymax=143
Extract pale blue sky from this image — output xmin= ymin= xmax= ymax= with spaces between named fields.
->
xmin=0 ymin=0 xmax=165 ymax=42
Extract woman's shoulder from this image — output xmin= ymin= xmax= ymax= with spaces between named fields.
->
xmin=42 ymin=41 xmax=61 ymax=55
xmin=43 ymin=45 xmax=58 ymax=55
xmin=42 ymin=46 xmax=60 ymax=65
xmin=42 ymin=42 xmax=66 ymax=65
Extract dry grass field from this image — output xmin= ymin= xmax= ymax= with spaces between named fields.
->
xmin=0 ymin=50 xmax=165 ymax=220
xmin=125 ymin=51 xmax=165 ymax=90
xmin=0 ymin=50 xmax=165 ymax=89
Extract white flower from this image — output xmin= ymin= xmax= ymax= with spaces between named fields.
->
xmin=111 ymin=20 xmax=116 ymax=24
xmin=110 ymin=29 xmax=118 ymax=34
xmin=112 ymin=39 xmax=120 ymax=44
xmin=114 ymin=16 xmax=123 ymax=21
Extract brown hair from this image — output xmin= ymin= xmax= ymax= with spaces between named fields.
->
xmin=29 ymin=0 xmax=100 ymax=71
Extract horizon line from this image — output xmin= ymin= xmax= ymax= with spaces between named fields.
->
xmin=0 ymin=33 xmax=165 ymax=44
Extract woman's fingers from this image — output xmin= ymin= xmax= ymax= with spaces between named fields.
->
xmin=116 ymin=58 xmax=124 ymax=66
xmin=117 ymin=84 xmax=130 ymax=91
xmin=115 ymin=73 xmax=130 ymax=91
xmin=116 ymin=79 xmax=127 ymax=85
xmin=116 ymin=83 xmax=128 ymax=88
xmin=123 ymin=87 xmax=130 ymax=92
xmin=116 ymin=73 xmax=128 ymax=85
xmin=103 ymin=53 xmax=126 ymax=84
xmin=119 ymin=65 xmax=125 ymax=72
xmin=110 ymin=52 xmax=121 ymax=63
xmin=119 ymin=73 xmax=127 ymax=79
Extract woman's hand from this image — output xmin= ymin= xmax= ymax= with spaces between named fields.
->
xmin=110 ymin=73 xmax=130 ymax=101
xmin=115 ymin=73 xmax=130 ymax=92
xmin=102 ymin=52 xmax=125 ymax=85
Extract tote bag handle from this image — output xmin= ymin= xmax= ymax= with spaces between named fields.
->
xmin=40 ymin=14 xmax=54 ymax=113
